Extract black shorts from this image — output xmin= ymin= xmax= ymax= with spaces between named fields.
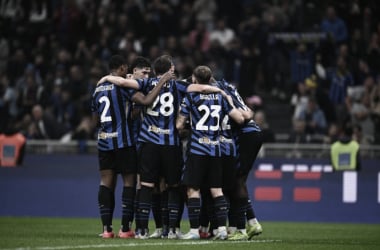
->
xmin=139 ymin=143 xmax=183 ymax=186
xmin=237 ymin=131 xmax=263 ymax=177
xmin=221 ymin=155 xmax=237 ymax=191
xmin=98 ymin=147 xmax=137 ymax=174
xmin=182 ymin=154 xmax=223 ymax=189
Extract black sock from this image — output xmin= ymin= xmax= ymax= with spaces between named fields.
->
xmin=151 ymin=192 xmax=162 ymax=228
xmin=121 ymin=187 xmax=135 ymax=232
xmin=134 ymin=189 xmax=140 ymax=232
xmin=160 ymin=190 xmax=168 ymax=230
xmin=214 ymin=195 xmax=228 ymax=228
xmin=228 ymin=197 xmax=238 ymax=228
xmin=137 ymin=185 xmax=153 ymax=234
xmin=176 ymin=188 xmax=185 ymax=228
xmin=187 ymin=197 xmax=201 ymax=229
xmin=237 ymin=198 xmax=247 ymax=230
xmin=200 ymin=189 xmax=211 ymax=228
xmin=245 ymin=198 xmax=256 ymax=220
xmin=168 ymin=187 xmax=180 ymax=229
xmin=98 ymin=185 xmax=114 ymax=232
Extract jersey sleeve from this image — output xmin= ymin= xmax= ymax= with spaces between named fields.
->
xmin=175 ymin=80 xmax=190 ymax=94
xmin=136 ymin=78 xmax=148 ymax=92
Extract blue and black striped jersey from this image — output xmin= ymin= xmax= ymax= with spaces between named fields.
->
xmin=217 ymin=80 xmax=261 ymax=134
xmin=180 ymin=92 xmax=232 ymax=157
xmin=219 ymin=112 xmax=237 ymax=157
xmin=137 ymin=77 xmax=189 ymax=146
xmin=91 ymin=81 xmax=135 ymax=151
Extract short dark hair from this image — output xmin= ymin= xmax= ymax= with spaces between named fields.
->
xmin=109 ymin=55 xmax=127 ymax=71
xmin=153 ymin=55 xmax=172 ymax=75
xmin=130 ymin=56 xmax=151 ymax=72
xmin=193 ymin=66 xmax=212 ymax=84
xmin=343 ymin=123 xmax=354 ymax=137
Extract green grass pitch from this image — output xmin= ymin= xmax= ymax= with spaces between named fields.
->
xmin=0 ymin=217 xmax=379 ymax=250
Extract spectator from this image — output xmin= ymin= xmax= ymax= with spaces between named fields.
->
xmin=370 ymin=79 xmax=380 ymax=143
xmin=348 ymin=93 xmax=375 ymax=144
xmin=0 ymin=74 xmax=18 ymax=129
xmin=27 ymin=104 xmax=68 ymax=140
xmin=288 ymin=119 xmax=307 ymax=142
xmin=323 ymin=123 xmax=339 ymax=144
xmin=327 ymin=56 xmax=354 ymax=125
xmin=289 ymin=42 xmax=314 ymax=88
xmin=290 ymin=82 xmax=310 ymax=122
xmin=188 ymin=21 xmax=211 ymax=53
xmin=192 ymin=0 xmax=217 ymax=30
xmin=17 ymin=68 xmax=46 ymax=116
xmin=296 ymin=97 xmax=327 ymax=139
xmin=320 ymin=6 xmax=348 ymax=45
xmin=209 ymin=18 xmax=235 ymax=48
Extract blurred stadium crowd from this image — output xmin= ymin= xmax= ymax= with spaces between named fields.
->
xmin=0 ymin=0 xmax=380 ymax=144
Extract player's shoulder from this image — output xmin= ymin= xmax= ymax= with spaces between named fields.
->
xmin=173 ymin=79 xmax=190 ymax=89
xmin=218 ymin=79 xmax=236 ymax=90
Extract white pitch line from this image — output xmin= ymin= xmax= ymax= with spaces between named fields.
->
xmin=1 ymin=239 xmax=282 ymax=250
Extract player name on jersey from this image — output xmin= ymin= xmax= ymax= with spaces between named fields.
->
xmin=199 ymin=93 xmax=220 ymax=100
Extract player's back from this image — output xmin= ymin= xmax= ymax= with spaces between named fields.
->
xmin=91 ymin=81 xmax=133 ymax=150
xmin=181 ymin=92 xmax=230 ymax=156
xmin=138 ymin=77 xmax=188 ymax=146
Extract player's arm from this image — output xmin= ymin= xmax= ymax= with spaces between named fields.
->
xmin=239 ymin=107 xmax=254 ymax=120
xmin=176 ymin=113 xmax=188 ymax=130
xmin=187 ymin=83 xmax=224 ymax=94
xmin=131 ymin=71 xmax=175 ymax=105
xmin=188 ymin=84 xmax=232 ymax=107
xmin=224 ymin=96 xmax=244 ymax=124
xmin=228 ymin=108 xmax=245 ymax=124
xmin=97 ymin=75 xmax=140 ymax=89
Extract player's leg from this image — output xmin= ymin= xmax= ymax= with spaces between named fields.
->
xmin=118 ymin=147 xmax=137 ymax=238
xmin=180 ymin=154 xmax=204 ymax=240
xmin=221 ymin=156 xmax=248 ymax=241
xmin=134 ymin=174 xmax=141 ymax=236
xmin=237 ymin=131 xmax=263 ymax=239
xmin=98 ymin=150 xmax=117 ymax=238
xmin=160 ymin=180 xmax=169 ymax=237
xmin=162 ymin=145 xmax=183 ymax=238
xmin=149 ymin=185 xmax=163 ymax=238
xmin=209 ymin=157 xmax=228 ymax=240
xmin=199 ymin=188 xmax=211 ymax=238
xmin=136 ymin=143 xmax=160 ymax=238
xmin=134 ymin=145 xmax=142 ymax=236
xmin=119 ymin=173 xmax=136 ymax=238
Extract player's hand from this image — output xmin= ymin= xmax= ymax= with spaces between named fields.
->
xmin=160 ymin=71 xmax=176 ymax=82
